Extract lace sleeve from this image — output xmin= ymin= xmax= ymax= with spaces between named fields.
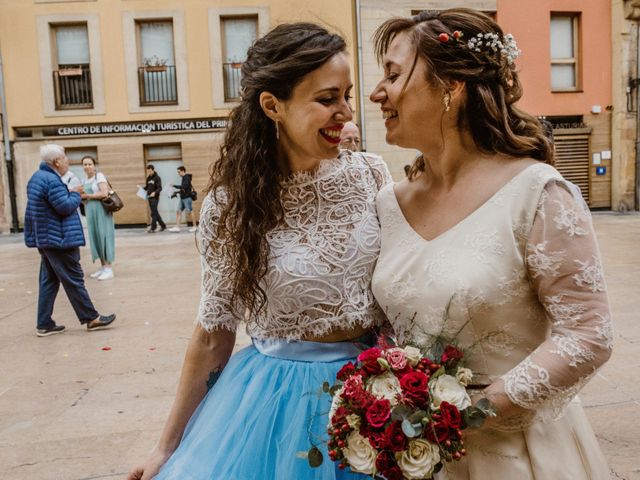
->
xmin=195 ymin=192 xmax=244 ymax=333
xmin=501 ymin=181 xmax=613 ymax=421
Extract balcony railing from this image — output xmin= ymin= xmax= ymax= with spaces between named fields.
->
xmin=223 ymin=62 xmax=243 ymax=102
xmin=137 ymin=65 xmax=177 ymax=106
xmin=53 ymin=65 xmax=93 ymax=110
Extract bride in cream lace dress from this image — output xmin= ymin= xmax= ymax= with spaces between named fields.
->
xmin=369 ymin=9 xmax=612 ymax=479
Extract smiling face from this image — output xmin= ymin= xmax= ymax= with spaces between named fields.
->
xmin=370 ymin=31 xmax=444 ymax=151
xmin=276 ymin=53 xmax=353 ymax=167
xmin=82 ymin=157 xmax=96 ymax=177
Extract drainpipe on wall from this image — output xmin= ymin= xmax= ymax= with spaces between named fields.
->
xmin=355 ymin=0 xmax=367 ymax=151
xmin=0 ymin=45 xmax=19 ymax=232
xmin=636 ymin=23 xmax=640 ymax=211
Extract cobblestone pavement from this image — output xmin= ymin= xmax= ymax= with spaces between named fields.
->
xmin=0 ymin=213 xmax=639 ymax=480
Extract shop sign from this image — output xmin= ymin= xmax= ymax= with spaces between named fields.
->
xmin=42 ymin=118 xmax=228 ymax=137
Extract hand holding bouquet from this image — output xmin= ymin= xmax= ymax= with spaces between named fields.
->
xmin=310 ymin=343 xmax=493 ymax=479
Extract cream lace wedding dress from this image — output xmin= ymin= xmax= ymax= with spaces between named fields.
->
xmin=372 ymin=163 xmax=612 ymax=479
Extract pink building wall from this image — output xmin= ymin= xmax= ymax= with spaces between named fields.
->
xmin=497 ymin=0 xmax=611 ymax=116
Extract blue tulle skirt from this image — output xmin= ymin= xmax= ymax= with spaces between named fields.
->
xmin=154 ymin=335 xmax=374 ymax=480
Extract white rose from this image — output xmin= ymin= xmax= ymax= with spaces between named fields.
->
xmin=456 ymin=367 xmax=473 ymax=386
xmin=402 ymin=346 xmax=422 ymax=367
xmin=430 ymin=374 xmax=472 ymax=410
xmin=342 ymin=431 xmax=376 ymax=474
xmin=396 ymin=439 xmax=441 ymax=480
xmin=346 ymin=414 xmax=361 ymax=429
xmin=366 ymin=371 xmax=402 ymax=406
xmin=327 ymin=387 xmax=344 ymax=428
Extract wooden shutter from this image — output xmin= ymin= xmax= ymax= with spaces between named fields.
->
xmin=553 ymin=128 xmax=590 ymax=204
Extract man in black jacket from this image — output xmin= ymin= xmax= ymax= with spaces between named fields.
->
xmin=144 ymin=164 xmax=166 ymax=232
xmin=168 ymin=166 xmax=197 ymax=233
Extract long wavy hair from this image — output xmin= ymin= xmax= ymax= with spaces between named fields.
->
xmin=207 ymin=23 xmax=346 ymax=317
xmin=374 ymin=9 xmax=553 ymax=178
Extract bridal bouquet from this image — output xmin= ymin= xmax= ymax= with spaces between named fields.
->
xmin=309 ymin=342 xmax=493 ymax=480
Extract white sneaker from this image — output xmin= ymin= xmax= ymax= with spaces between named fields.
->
xmin=90 ymin=268 xmax=104 ymax=278
xmin=188 ymin=227 xmax=197 ymax=232
xmin=97 ymin=269 xmax=114 ymax=281
xmin=168 ymin=227 xmax=181 ymax=233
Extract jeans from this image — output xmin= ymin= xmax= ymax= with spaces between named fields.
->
xmin=148 ymin=197 xmax=166 ymax=230
xmin=37 ymin=247 xmax=99 ymax=329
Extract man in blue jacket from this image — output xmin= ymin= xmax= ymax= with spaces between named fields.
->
xmin=24 ymin=144 xmax=116 ymax=336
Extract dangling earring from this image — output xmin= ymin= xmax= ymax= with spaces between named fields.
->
xmin=275 ymin=120 xmax=280 ymax=140
xmin=443 ymin=92 xmax=451 ymax=112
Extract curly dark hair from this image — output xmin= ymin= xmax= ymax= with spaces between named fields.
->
xmin=207 ymin=23 xmax=346 ymax=317
xmin=373 ymin=8 xmax=553 ymax=177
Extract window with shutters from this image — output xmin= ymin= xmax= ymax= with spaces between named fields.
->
xmin=550 ymin=14 xmax=580 ymax=91
xmin=221 ymin=16 xmax=257 ymax=102
xmin=136 ymin=20 xmax=177 ymax=106
xmin=51 ymin=23 xmax=93 ymax=109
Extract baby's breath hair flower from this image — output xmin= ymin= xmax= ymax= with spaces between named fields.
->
xmin=467 ymin=31 xmax=521 ymax=64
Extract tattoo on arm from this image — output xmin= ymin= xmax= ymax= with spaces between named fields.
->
xmin=206 ymin=367 xmax=222 ymax=391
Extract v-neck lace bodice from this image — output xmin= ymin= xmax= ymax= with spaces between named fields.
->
xmin=373 ymin=163 xmax=612 ymax=429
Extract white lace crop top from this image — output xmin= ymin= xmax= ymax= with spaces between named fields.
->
xmin=196 ymin=151 xmax=392 ymax=340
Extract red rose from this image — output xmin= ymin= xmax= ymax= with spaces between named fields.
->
xmin=383 ymin=420 xmax=408 ymax=452
xmin=358 ymin=347 xmax=384 ymax=376
xmin=365 ymin=399 xmax=391 ymax=428
xmin=383 ymin=466 xmax=404 ymax=480
xmin=375 ymin=451 xmax=397 ymax=474
xmin=438 ymin=32 xmax=450 ymax=42
xmin=342 ymin=375 xmax=364 ymax=399
xmin=440 ymin=401 xmax=462 ymax=429
xmin=349 ymin=389 xmax=374 ymax=411
xmin=441 ymin=345 xmax=464 ymax=364
xmin=424 ymin=421 xmax=450 ymax=444
xmin=400 ymin=371 xmax=430 ymax=405
xmin=331 ymin=406 xmax=349 ymax=426
xmin=336 ymin=361 xmax=356 ymax=381
xmin=357 ymin=347 xmax=382 ymax=363
xmin=363 ymin=428 xmax=386 ymax=449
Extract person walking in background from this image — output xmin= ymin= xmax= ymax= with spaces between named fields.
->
xmin=24 ymin=144 xmax=116 ymax=337
xmin=168 ymin=166 xmax=197 ymax=233
xmin=338 ymin=120 xmax=361 ymax=151
xmin=81 ymin=156 xmax=115 ymax=281
xmin=144 ymin=164 xmax=166 ymax=233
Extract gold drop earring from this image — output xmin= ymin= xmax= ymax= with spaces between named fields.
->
xmin=275 ymin=120 xmax=280 ymax=140
xmin=443 ymin=92 xmax=451 ymax=112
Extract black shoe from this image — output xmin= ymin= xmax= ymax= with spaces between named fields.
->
xmin=159 ymin=225 xmax=167 ymax=232
xmin=87 ymin=314 xmax=116 ymax=331
xmin=36 ymin=324 xmax=66 ymax=337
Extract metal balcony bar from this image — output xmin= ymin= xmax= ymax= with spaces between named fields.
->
xmin=223 ymin=62 xmax=242 ymax=102
xmin=53 ymin=64 xmax=93 ymax=110
xmin=137 ymin=65 xmax=178 ymax=106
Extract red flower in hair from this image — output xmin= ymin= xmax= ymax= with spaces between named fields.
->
xmin=438 ymin=33 xmax=450 ymax=43
xmin=453 ymin=30 xmax=463 ymax=40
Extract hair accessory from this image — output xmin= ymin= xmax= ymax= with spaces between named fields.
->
xmin=467 ymin=32 xmax=521 ymax=65
xmin=438 ymin=33 xmax=449 ymax=43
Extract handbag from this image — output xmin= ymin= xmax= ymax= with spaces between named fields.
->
xmin=190 ymin=190 xmax=198 ymax=201
xmin=101 ymin=180 xmax=124 ymax=213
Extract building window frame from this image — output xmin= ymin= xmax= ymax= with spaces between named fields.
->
xmin=122 ymin=10 xmax=189 ymax=113
xmin=209 ymin=7 xmax=269 ymax=110
xmin=50 ymin=22 xmax=94 ymax=110
xmin=36 ymin=13 xmax=105 ymax=117
xmin=550 ymin=13 xmax=581 ymax=92
xmin=135 ymin=19 xmax=179 ymax=107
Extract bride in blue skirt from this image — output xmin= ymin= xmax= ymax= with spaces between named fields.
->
xmin=128 ymin=22 xmax=392 ymax=480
